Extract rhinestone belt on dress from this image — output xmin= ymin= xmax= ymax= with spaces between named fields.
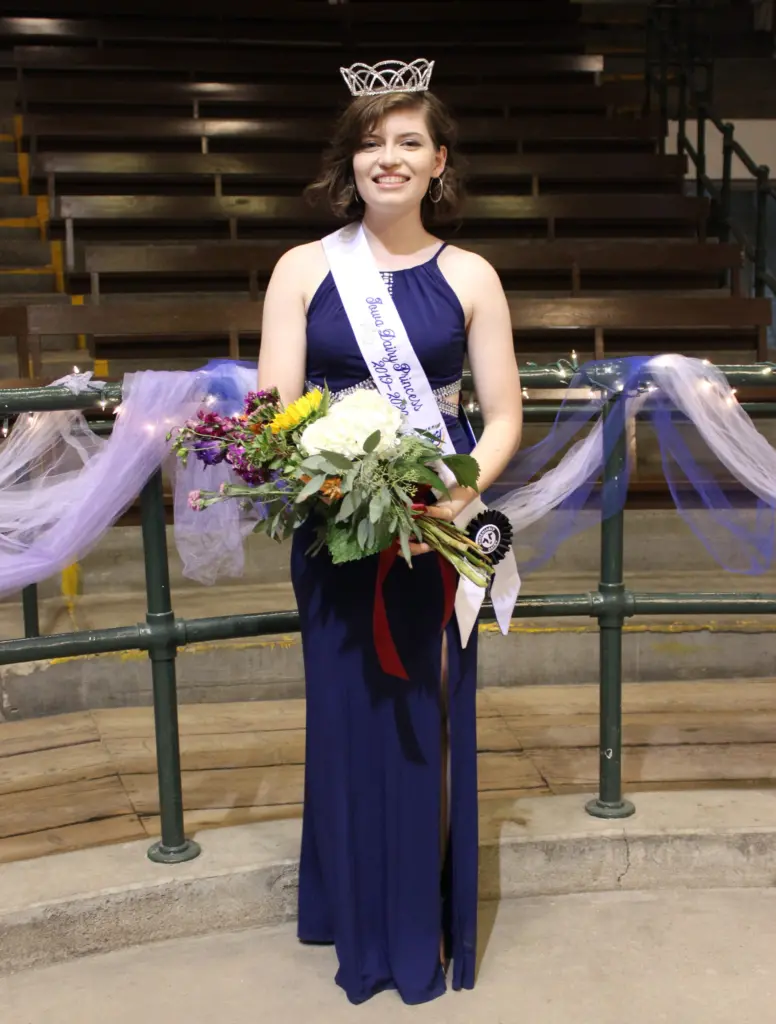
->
xmin=305 ymin=377 xmax=462 ymax=419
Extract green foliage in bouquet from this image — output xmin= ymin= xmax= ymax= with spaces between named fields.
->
xmin=171 ymin=385 xmax=494 ymax=588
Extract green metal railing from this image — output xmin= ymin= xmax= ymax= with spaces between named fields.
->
xmin=3 ymin=363 xmax=776 ymax=859
xmin=646 ymin=0 xmax=776 ymax=299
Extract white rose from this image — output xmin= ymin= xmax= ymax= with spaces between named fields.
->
xmin=299 ymin=389 xmax=404 ymax=457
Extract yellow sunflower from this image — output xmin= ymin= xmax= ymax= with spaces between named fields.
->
xmin=269 ymin=389 xmax=323 ymax=434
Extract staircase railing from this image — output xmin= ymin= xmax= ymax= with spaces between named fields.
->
xmin=646 ymin=0 xmax=776 ymax=300
xmin=3 ymin=364 xmax=776 ymax=859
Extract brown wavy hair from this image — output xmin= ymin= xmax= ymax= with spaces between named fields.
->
xmin=304 ymin=91 xmax=464 ymax=225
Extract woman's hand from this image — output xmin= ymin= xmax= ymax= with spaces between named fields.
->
xmin=404 ymin=487 xmax=476 ymax=558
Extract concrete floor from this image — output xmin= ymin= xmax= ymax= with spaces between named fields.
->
xmin=3 ymin=888 xmax=775 ymax=1023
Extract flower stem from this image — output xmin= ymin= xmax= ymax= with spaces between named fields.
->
xmin=417 ymin=518 xmax=493 ymax=587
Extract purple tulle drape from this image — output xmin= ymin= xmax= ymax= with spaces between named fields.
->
xmin=490 ymin=355 xmax=776 ymax=574
xmin=2 ymin=355 xmax=776 ymax=601
xmin=0 ymin=370 xmax=200 ymax=596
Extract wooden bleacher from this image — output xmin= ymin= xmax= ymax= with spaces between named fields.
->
xmin=0 ymin=0 xmax=769 ymax=391
xmin=51 ymin=193 xmax=710 ymax=269
xmin=8 ymin=47 xmax=605 ymax=78
xmin=37 ymin=152 xmax=685 ymax=202
xmin=22 ymin=113 xmax=662 ymax=161
xmin=19 ymin=78 xmax=644 ymax=117
xmin=81 ymin=240 xmax=744 ymax=300
xmin=2 ymin=295 xmax=769 ymax=378
xmin=0 ymin=4 xmax=583 ymax=41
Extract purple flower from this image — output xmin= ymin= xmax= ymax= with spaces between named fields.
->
xmin=243 ymin=389 xmax=280 ymax=417
xmin=189 ymin=410 xmax=235 ymax=437
xmin=188 ymin=490 xmax=204 ymax=511
xmin=193 ymin=438 xmax=227 ymax=465
xmin=226 ymin=444 xmax=267 ymax=486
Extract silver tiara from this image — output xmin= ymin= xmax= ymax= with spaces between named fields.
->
xmin=339 ymin=59 xmax=434 ymax=98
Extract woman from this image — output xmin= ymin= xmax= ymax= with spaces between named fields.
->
xmin=258 ymin=61 xmax=522 ymax=1006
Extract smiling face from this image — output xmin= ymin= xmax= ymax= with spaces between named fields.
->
xmin=351 ymin=107 xmax=447 ymax=215
xmin=304 ymin=91 xmax=463 ymax=224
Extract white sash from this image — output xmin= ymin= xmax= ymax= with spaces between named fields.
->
xmin=322 ymin=223 xmax=521 ymax=646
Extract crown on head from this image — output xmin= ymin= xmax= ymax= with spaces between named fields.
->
xmin=339 ymin=59 xmax=434 ymax=98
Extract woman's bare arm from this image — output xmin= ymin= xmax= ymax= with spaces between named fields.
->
xmin=413 ymin=250 xmax=522 ymax=550
xmin=429 ymin=251 xmax=522 ymax=525
xmin=257 ymin=247 xmax=310 ymax=404
xmin=461 ymin=255 xmax=522 ymax=490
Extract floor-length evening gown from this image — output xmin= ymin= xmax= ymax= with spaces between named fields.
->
xmin=291 ymin=243 xmax=479 ymax=1006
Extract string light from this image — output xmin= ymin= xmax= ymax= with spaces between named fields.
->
xmin=763 ymin=367 xmax=773 ymax=376
xmin=72 ymin=365 xmax=80 ymax=374
xmin=1 ymin=419 xmax=7 ymax=438
xmin=726 ymin=388 xmax=738 ymax=406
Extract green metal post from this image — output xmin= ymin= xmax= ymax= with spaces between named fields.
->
xmin=658 ymin=29 xmax=668 ymax=155
xmin=677 ymin=67 xmax=687 ymax=159
xmin=719 ymin=123 xmax=734 ymax=244
xmin=140 ymin=469 xmax=201 ymax=864
xmin=696 ymin=104 xmax=706 ymax=197
xmin=754 ymin=165 xmax=770 ymax=299
xmin=21 ymin=584 xmax=39 ymax=638
xmin=587 ymin=397 xmax=635 ymax=820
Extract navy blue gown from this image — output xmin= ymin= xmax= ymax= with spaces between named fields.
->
xmin=291 ymin=245 xmax=479 ymax=1005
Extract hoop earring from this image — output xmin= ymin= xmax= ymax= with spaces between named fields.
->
xmin=428 ymin=176 xmax=444 ymax=204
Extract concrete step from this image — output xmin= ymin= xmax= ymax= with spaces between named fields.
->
xmin=0 ymin=178 xmax=20 ymax=195
xmin=0 ymin=153 xmax=17 ymax=176
xmin=5 ymin=888 xmax=772 ymax=1024
xmin=0 ymin=291 xmax=67 ymax=305
xmin=0 ymin=272 xmax=55 ymax=293
xmin=0 ymin=227 xmax=41 ymax=240
xmin=0 ymin=239 xmax=51 ymax=267
xmin=0 ymin=195 xmax=36 ymax=219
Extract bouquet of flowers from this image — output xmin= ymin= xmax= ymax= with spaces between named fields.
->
xmin=170 ymin=385 xmax=494 ymax=586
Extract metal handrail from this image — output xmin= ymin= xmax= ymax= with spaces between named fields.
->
xmin=3 ymin=363 xmax=776 ymax=855
xmin=647 ymin=0 xmax=776 ymax=300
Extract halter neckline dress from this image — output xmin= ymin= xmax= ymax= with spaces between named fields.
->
xmin=291 ymin=242 xmax=480 ymax=1006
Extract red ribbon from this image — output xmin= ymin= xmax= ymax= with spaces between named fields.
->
xmin=374 ymin=543 xmax=408 ymax=680
xmin=373 ymin=534 xmax=459 ymax=680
